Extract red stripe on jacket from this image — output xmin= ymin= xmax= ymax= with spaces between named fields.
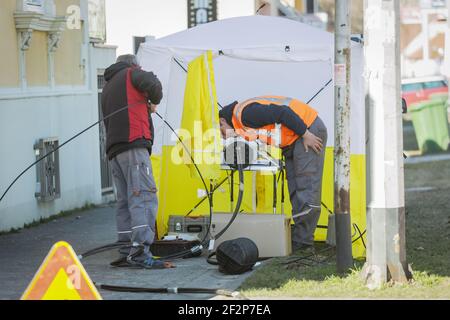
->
xmin=126 ymin=68 xmax=151 ymax=142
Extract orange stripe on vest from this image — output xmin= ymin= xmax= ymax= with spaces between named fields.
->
xmin=231 ymin=96 xmax=318 ymax=148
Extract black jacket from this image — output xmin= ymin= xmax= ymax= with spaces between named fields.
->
xmin=220 ymin=101 xmax=308 ymax=137
xmin=101 ymin=62 xmax=163 ymax=160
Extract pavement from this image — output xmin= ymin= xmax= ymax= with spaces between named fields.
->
xmin=0 ymin=204 xmax=258 ymax=300
xmin=404 ymin=152 xmax=450 ymax=164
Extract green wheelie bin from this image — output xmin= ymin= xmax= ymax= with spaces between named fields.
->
xmin=409 ymin=99 xmax=450 ymax=154
xmin=429 ymin=92 xmax=449 ymax=105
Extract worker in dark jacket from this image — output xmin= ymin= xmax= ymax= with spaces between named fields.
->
xmin=102 ymin=54 xmax=165 ymax=268
xmin=219 ymin=96 xmax=327 ymax=253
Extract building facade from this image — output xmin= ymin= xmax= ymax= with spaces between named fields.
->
xmin=0 ymin=0 xmax=116 ymax=232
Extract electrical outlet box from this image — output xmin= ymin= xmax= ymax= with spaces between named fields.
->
xmin=34 ymin=137 xmax=60 ymax=202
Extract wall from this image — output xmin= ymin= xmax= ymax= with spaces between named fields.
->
xmin=0 ymin=0 xmax=117 ymax=232
xmin=0 ymin=92 xmax=102 ymax=230
xmin=25 ymin=31 xmax=49 ymax=86
xmin=55 ymin=0 xmax=85 ymax=86
xmin=0 ymin=0 xmax=20 ymax=87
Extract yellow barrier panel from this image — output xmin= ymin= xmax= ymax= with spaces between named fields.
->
xmin=21 ymin=241 xmax=102 ymax=300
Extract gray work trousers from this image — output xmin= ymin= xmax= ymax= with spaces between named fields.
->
xmin=284 ymin=116 xmax=328 ymax=247
xmin=110 ymin=148 xmax=158 ymax=259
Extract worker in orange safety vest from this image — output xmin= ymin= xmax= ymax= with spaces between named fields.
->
xmin=219 ymin=96 xmax=328 ymax=253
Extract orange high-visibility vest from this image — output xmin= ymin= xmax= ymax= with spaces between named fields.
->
xmin=231 ymin=96 xmax=318 ymax=148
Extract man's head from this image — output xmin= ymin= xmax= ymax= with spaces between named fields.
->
xmin=116 ymin=54 xmax=139 ymax=67
xmin=219 ymin=101 xmax=238 ymax=138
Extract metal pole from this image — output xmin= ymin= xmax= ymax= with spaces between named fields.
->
xmin=362 ymin=0 xmax=412 ymax=289
xmin=334 ymin=0 xmax=353 ymax=273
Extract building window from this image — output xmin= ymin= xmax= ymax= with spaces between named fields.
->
xmin=97 ymin=73 xmax=114 ymax=193
xmin=23 ymin=0 xmax=45 ymax=13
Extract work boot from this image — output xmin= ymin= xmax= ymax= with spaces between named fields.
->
xmin=126 ymin=244 xmax=175 ymax=269
xmin=127 ymin=256 xmax=171 ymax=269
xmin=118 ymin=245 xmax=131 ymax=256
xmin=292 ymin=242 xmax=316 ymax=256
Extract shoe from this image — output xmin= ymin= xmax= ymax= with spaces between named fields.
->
xmin=127 ymin=256 xmax=173 ymax=269
xmin=118 ymin=246 xmax=130 ymax=256
xmin=292 ymin=243 xmax=316 ymax=255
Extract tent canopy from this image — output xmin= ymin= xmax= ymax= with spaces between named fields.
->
xmin=137 ymin=15 xmax=367 ymax=257
xmin=148 ymin=15 xmax=332 ymax=57
xmin=138 ymin=15 xmax=364 ymax=155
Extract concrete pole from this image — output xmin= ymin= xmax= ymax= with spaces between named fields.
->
xmin=334 ymin=0 xmax=353 ymax=273
xmin=362 ymin=0 xmax=412 ymax=289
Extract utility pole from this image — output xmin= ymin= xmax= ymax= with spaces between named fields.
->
xmin=334 ymin=0 xmax=353 ymax=273
xmin=362 ymin=0 xmax=412 ymax=289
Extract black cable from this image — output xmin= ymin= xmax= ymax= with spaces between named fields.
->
xmin=78 ymin=242 xmax=131 ymax=260
xmin=61 ymin=60 xmax=334 ymax=265
xmin=255 ymin=3 xmax=267 ymax=14
xmin=212 ymin=164 xmax=244 ymax=240
xmin=307 ymin=79 xmax=333 ymax=104
xmin=0 ymin=98 xmax=213 ymax=262
xmin=281 ymin=244 xmax=336 ymax=266
xmin=80 ymin=113 xmax=245 ymax=263
xmin=0 ymin=102 xmax=143 ymax=204
xmin=185 ymin=173 xmax=233 ymax=216
xmin=321 ymin=201 xmax=334 ymax=215
xmin=206 ymin=164 xmax=245 ymax=266
xmin=96 ymin=283 xmax=240 ymax=298
xmin=352 ymin=223 xmax=367 ymax=249
xmin=173 ymin=57 xmax=226 ymax=109
xmin=154 ymin=112 xmax=211 ymax=206
xmin=318 ymin=200 xmax=367 ymax=248
xmin=154 ymin=111 xmax=214 ymax=248
xmin=282 ymin=222 xmax=367 ymax=267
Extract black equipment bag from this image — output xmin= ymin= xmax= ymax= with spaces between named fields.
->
xmin=216 ymin=238 xmax=259 ymax=275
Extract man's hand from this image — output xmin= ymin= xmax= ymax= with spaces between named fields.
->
xmin=302 ymin=129 xmax=323 ymax=154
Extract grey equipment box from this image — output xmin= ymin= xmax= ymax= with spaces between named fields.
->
xmin=168 ymin=216 xmax=210 ymax=241
xmin=210 ymin=213 xmax=292 ymax=258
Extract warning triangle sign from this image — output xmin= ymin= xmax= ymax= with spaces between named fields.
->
xmin=21 ymin=241 xmax=102 ymax=300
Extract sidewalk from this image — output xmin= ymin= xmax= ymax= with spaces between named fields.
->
xmin=0 ymin=204 xmax=256 ymax=300
xmin=404 ymin=152 xmax=450 ymax=164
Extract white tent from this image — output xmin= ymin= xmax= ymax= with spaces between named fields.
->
xmin=138 ymin=15 xmax=364 ymax=155
xmin=137 ymin=15 xmax=366 ymax=257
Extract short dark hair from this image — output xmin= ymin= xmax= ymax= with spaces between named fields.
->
xmin=116 ymin=54 xmax=139 ymax=66
xmin=219 ymin=101 xmax=238 ymax=128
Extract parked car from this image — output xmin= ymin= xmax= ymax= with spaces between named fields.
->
xmin=401 ymin=76 xmax=448 ymax=109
